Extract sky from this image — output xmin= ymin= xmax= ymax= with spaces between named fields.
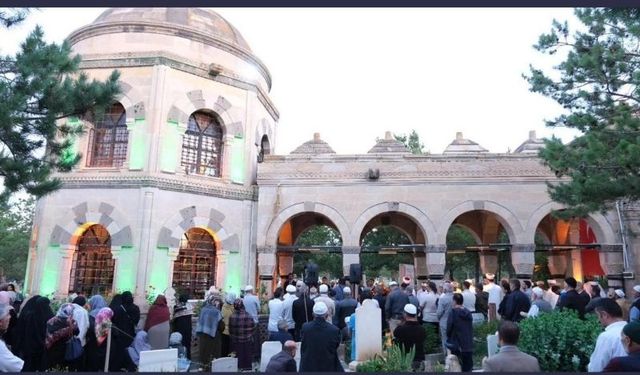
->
xmin=1 ymin=7 xmax=581 ymax=155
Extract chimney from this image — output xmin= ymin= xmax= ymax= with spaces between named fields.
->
xmin=456 ymin=132 xmax=463 ymax=141
xmin=529 ymin=130 xmax=537 ymax=141
xmin=385 ymin=131 xmax=393 ymax=140
xmin=313 ymin=132 xmax=320 ymax=142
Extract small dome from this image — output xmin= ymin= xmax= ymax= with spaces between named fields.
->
xmin=443 ymin=132 xmax=488 ymax=154
xmin=514 ymin=130 xmax=545 ymax=154
xmin=291 ymin=133 xmax=336 ymax=155
xmin=368 ymin=131 xmax=410 ymax=154
xmin=93 ymin=8 xmax=252 ymax=52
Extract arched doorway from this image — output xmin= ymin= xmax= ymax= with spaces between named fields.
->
xmin=445 ymin=210 xmax=515 ymax=283
xmin=359 ymin=212 xmax=426 ymax=282
xmin=69 ymin=224 xmax=114 ymax=295
xmin=257 ymin=135 xmax=271 ymax=163
xmin=172 ymin=227 xmax=217 ymax=299
xmin=277 ymin=213 xmax=343 ymax=283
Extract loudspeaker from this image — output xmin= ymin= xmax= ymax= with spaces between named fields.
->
xmin=349 ymin=263 xmax=362 ymax=284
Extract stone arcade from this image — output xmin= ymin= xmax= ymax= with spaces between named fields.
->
xmin=24 ymin=8 xmax=639 ymax=303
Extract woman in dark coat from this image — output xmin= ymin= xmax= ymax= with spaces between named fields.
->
xmin=196 ymin=294 xmax=225 ymax=370
xmin=107 ymin=294 xmax=136 ymax=371
xmin=44 ymin=303 xmax=78 ymax=370
xmin=229 ymin=299 xmax=255 ymax=371
xmin=121 ymin=291 xmax=140 ymax=328
xmin=20 ymin=296 xmax=53 ymax=371
xmin=83 ymin=295 xmax=108 ymax=371
xmin=172 ymin=294 xmax=193 ymax=359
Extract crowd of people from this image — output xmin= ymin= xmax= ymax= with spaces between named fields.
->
xmin=2 ymin=272 xmax=640 ymax=373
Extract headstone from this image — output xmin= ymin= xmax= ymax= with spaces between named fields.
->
xmin=138 ymin=348 xmax=178 ymax=372
xmin=164 ymin=287 xmax=176 ymax=316
xmin=354 ymin=299 xmax=382 ymax=362
xmin=259 ymin=341 xmax=283 ymax=371
xmin=211 ymin=357 xmax=238 ymax=372
xmin=294 ymin=342 xmax=301 ymax=370
xmin=487 ymin=333 xmax=499 ymax=358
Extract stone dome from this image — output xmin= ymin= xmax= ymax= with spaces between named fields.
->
xmin=368 ymin=131 xmax=410 ymax=154
xmin=93 ymin=8 xmax=252 ymax=51
xmin=443 ymin=132 xmax=488 ymax=154
xmin=291 ymin=133 xmax=336 ymax=155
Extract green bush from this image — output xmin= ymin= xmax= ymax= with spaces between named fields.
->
xmin=423 ymin=325 xmax=441 ymax=354
xmin=472 ymin=320 xmax=499 ymax=368
xmin=356 ymin=344 xmax=415 ymax=372
xmin=519 ymin=310 xmax=602 ymax=371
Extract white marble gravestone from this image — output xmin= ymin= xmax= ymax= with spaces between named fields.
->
xmin=354 ymin=299 xmax=382 ymax=361
xmin=260 ymin=341 xmax=283 ymax=371
xmin=138 ymin=348 xmax=178 ymax=372
xmin=211 ymin=357 xmax=238 ymax=372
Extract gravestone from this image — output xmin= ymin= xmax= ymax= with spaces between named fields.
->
xmin=138 ymin=348 xmax=178 ymax=372
xmin=354 ymin=299 xmax=382 ymax=362
xmin=211 ymin=357 xmax=238 ymax=372
xmin=259 ymin=341 xmax=283 ymax=371
xmin=487 ymin=333 xmax=499 ymax=358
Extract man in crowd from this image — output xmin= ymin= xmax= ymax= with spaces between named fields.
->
xmin=614 ymin=290 xmax=631 ymax=322
xmin=482 ymin=321 xmax=540 ymax=372
xmin=242 ymin=285 xmax=261 ymax=324
xmin=333 ymin=278 xmax=346 ymax=301
xmin=334 ymin=287 xmax=357 ymax=338
xmin=588 ymin=298 xmax=627 ymax=372
xmin=556 ymin=277 xmax=586 ymax=319
xmin=501 ymin=279 xmax=530 ymax=322
xmin=300 ymin=302 xmax=343 ymax=372
xmin=577 ymin=281 xmax=591 ymax=306
xmin=265 ymin=340 xmax=298 ymax=372
xmin=631 ymin=285 xmax=640 ymax=322
xmin=603 ymin=321 xmax=640 ymax=372
xmin=446 ymin=293 xmax=474 ymax=372
xmin=521 ymin=286 xmax=552 ymax=319
xmin=585 ymin=284 xmax=603 ymax=314
xmin=386 ymin=281 xmax=409 ymax=335
xmin=282 ymin=284 xmax=298 ymax=337
xmin=461 ymin=281 xmax=476 ymax=313
xmin=522 ymin=280 xmax=532 ymax=299
xmin=393 ymin=304 xmax=425 ymax=371
xmin=436 ymin=282 xmax=454 ymax=354
xmin=314 ymin=284 xmax=335 ymax=323
xmin=268 ymin=320 xmax=294 ymax=345
xmin=292 ymin=285 xmax=315 ymax=341
xmin=484 ymin=273 xmax=502 ymax=321
xmin=475 ymin=282 xmax=489 ymax=319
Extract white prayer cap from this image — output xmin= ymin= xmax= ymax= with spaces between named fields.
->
xmin=286 ymin=285 xmax=296 ymax=293
xmin=319 ymin=284 xmax=329 ymax=294
xmin=313 ymin=301 xmax=328 ymax=316
xmin=244 ymin=285 xmax=254 ymax=292
xmin=389 ymin=281 xmax=398 ymax=287
xmin=615 ymin=289 xmax=625 ymax=298
xmin=532 ymin=287 xmax=544 ymax=298
xmin=403 ymin=304 xmax=417 ymax=315
xmin=296 ymin=280 xmax=305 ymax=287
xmin=343 ymin=287 xmax=351 ymax=295
xmin=485 ymin=273 xmax=495 ymax=280
xmin=633 ymin=285 xmax=640 ymax=293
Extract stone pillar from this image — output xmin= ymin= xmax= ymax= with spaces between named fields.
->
xmin=135 ymin=190 xmax=154 ymax=305
xmin=215 ymin=249 xmax=230 ymax=289
xmin=414 ymin=250 xmax=428 ymax=281
xmin=568 ymin=249 xmax=584 ymax=282
xmin=166 ymin=247 xmax=180 ymax=290
xmin=342 ymin=246 xmax=360 ymax=277
xmin=110 ymin=245 xmax=123 ymax=294
xmin=547 ymin=251 xmax=569 ymax=282
xmin=600 ymin=245 xmax=625 ymax=290
xmin=57 ymin=246 xmax=75 ymax=298
xmin=257 ymin=246 xmax=277 ymax=296
xmin=221 ymin=134 xmax=234 ymax=182
xmin=511 ymin=244 xmax=535 ymax=280
xmin=425 ymin=245 xmax=446 ymax=282
xmin=479 ymin=251 xmax=498 ymax=275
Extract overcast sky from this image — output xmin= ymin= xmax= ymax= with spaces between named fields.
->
xmin=1 ymin=7 xmax=581 ymax=154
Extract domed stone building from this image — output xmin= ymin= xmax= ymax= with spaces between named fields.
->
xmin=25 ymin=8 xmax=638 ymax=301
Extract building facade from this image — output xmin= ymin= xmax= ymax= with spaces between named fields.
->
xmin=25 ymin=8 xmax=638 ymax=303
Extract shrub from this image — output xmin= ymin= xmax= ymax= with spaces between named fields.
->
xmin=423 ymin=325 xmax=441 ymax=354
xmin=356 ymin=344 xmax=415 ymax=372
xmin=472 ymin=319 xmax=499 ymax=368
xmin=518 ymin=310 xmax=602 ymax=371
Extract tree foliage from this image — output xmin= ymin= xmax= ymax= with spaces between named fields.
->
xmin=293 ymin=225 xmax=343 ymax=278
xmin=394 ymin=129 xmax=425 ymax=155
xmin=525 ymin=8 xmax=640 ymax=217
xmin=0 ymin=21 xmax=120 ymax=201
xmin=0 ymin=197 xmax=34 ymax=282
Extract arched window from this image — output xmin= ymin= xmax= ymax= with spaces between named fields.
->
xmin=181 ymin=111 xmax=223 ymax=177
xmin=258 ymin=135 xmax=270 ymax=163
xmin=69 ymin=224 xmax=115 ymax=295
xmin=87 ymin=103 xmax=129 ymax=167
xmin=172 ymin=228 xmax=217 ymax=299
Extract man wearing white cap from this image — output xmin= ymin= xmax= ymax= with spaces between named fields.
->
xmin=393 ymin=304 xmax=426 ymax=370
xmin=613 ymin=289 xmax=632 ymax=322
xmin=242 ymin=285 xmax=260 ymax=324
xmin=314 ymin=284 xmax=336 ymax=323
xmin=483 ymin=273 xmax=502 ymax=322
xmin=0 ymin=303 xmax=23 ymax=372
xmin=299 ymin=302 xmax=343 ymax=372
xmin=282 ymin=284 xmax=299 ymax=336
xmin=334 ymin=286 xmax=357 ymax=335
xmin=521 ymin=287 xmax=552 ymax=319
xmin=630 ymin=285 xmax=640 ymax=322
xmin=386 ymin=281 xmax=409 ymax=335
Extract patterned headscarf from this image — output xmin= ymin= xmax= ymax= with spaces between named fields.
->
xmin=88 ymin=295 xmax=108 ymax=318
xmin=56 ymin=303 xmax=75 ymax=319
xmin=95 ymin=307 xmax=114 ymax=345
xmin=225 ymin=292 xmax=237 ymax=305
xmin=233 ymin=298 xmax=245 ymax=311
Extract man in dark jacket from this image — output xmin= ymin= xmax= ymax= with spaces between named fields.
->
xmin=292 ymin=286 xmax=315 ymax=341
xmin=393 ymin=304 xmax=425 ymax=370
xmin=501 ymin=279 xmax=531 ymax=322
xmin=475 ymin=283 xmax=489 ymax=318
xmin=300 ymin=302 xmax=344 ymax=372
xmin=604 ymin=321 xmax=640 ymax=372
xmin=334 ymin=287 xmax=357 ymax=334
xmin=265 ymin=340 xmax=297 ymax=372
xmin=556 ymin=277 xmax=587 ymax=319
xmin=385 ymin=281 xmax=410 ymax=334
xmin=446 ymin=293 xmax=474 ymax=372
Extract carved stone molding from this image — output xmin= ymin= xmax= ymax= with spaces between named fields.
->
xmin=341 ymin=246 xmax=361 ymax=254
xmin=257 ymin=246 xmax=276 ymax=254
xmin=511 ymin=244 xmax=536 ymax=253
xmin=425 ymin=245 xmax=447 ymax=254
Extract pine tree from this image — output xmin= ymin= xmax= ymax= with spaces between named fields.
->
xmin=525 ymin=8 xmax=640 ymax=217
xmin=0 ymin=18 xmax=120 ymax=201
xmin=394 ymin=129 xmax=425 ymax=155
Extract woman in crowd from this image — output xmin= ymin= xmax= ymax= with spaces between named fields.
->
xmin=229 ymin=298 xmax=255 ymax=371
xmin=145 ymin=295 xmax=171 ymax=350
xmin=107 ymin=295 xmax=136 ymax=371
xmin=44 ymin=303 xmax=78 ymax=370
xmin=221 ymin=292 xmax=236 ymax=357
xmin=21 ymin=296 xmax=53 ymax=371
xmin=0 ymin=291 xmax=17 ymax=350
xmin=84 ymin=295 xmax=108 ymax=371
xmin=0 ymin=303 xmax=23 ymax=372
xmin=196 ymin=293 xmax=224 ymax=369
xmin=127 ymin=330 xmax=151 ymax=368
xmin=169 ymin=332 xmax=187 ymax=358
xmin=172 ymin=294 xmax=193 ymax=359
xmin=121 ymin=291 xmax=141 ymax=329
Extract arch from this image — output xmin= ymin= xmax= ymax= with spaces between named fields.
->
xmin=436 ymin=200 xmax=524 ymax=244
xmin=172 ymin=227 xmax=218 ymax=299
xmin=86 ymin=102 xmax=129 ymax=168
xmin=167 ymin=91 xmax=244 ymax=136
xmin=265 ymin=202 xmax=350 ymax=248
xmin=350 ymin=202 xmax=437 ymax=247
xmin=157 ymin=205 xmax=239 ymax=251
xmin=254 ymin=118 xmax=274 ymax=147
xmin=180 ymin=110 xmax=224 ymax=177
xmin=69 ymin=223 xmax=115 ymax=295
xmin=525 ymin=201 xmax=618 ymax=244
xmin=257 ymin=134 xmax=271 ymax=163
xmin=117 ymin=81 xmax=146 ymax=122
xmin=448 ymin=223 xmax=482 ymax=245
xmin=49 ymin=201 xmax=133 ymax=247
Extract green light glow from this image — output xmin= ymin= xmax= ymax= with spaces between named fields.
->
xmin=40 ymin=246 xmax=61 ymax=296
xmin=160 ymin=121 xmax=180 ymax=172
xmin=149 ymin=248 xmax=170 ymax=294
xmin=231 ymin=135 xmax=244 ymax=183
xmin=61 ymin=117 xmax=81 ymax=166
xmin=115 ymin=246 xmax=136 ymax=292
xmin=224 ymin=252 xmax=243 ymax=293
xmin=128 ymin=119 xmax=147 ymax=170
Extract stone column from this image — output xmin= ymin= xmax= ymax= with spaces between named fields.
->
xmin=166 ymin=247 xmax=180 ymax=288
xmin=215 ymin=249 xmax=230 ymax=289
xmin=414 ymin=249 xmax=428 ymax=281
xmin=600 ymin=245 xmax=625 ymax=290
xmin=57 ymin=246 xmax=75 ymax=298
xmin=134 ymin=190 xmax=154 ymax=305
xmin=221 ymin=134 xmax=234 ymax=182
xmin=342 ymin=246 xmax=360 ymax=277
xmin=547 ymin=251 xmax=570 ymax=282
xmin=479 ymin=251 xmax=498 ymax=275
xmin=425 ymin=245 xmax=446 ymax=282
xmin=110 ymin=245 xmax=123 ymax=294
xmin=511 ymin=244 xmax=535 ymax=280
xmin=568 ymin=249 xmax=584 ymax=282
xmin=257 ymin=246 xmax=277 ymax=296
